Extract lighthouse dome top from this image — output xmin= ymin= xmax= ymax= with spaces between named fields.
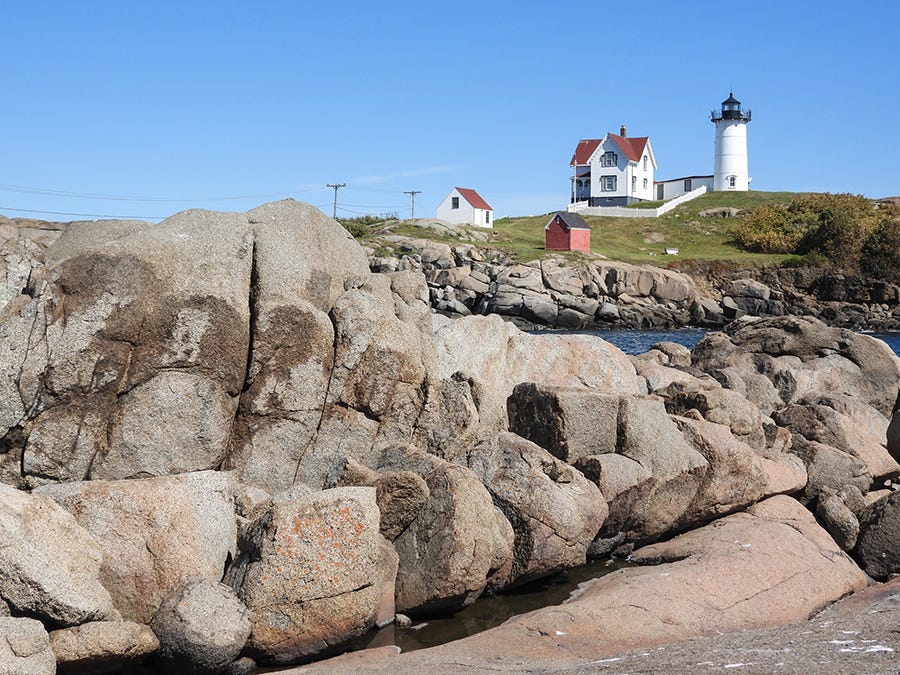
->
xmin=711 ymin=91 xmax=751 ymax=123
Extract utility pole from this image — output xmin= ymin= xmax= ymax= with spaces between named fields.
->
xmin=404 ymin=190 xmax=421 ymax=225
xmin=326 ymin=183 xmax=346 ymax=219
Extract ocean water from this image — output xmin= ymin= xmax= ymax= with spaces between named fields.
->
xmin=580 ymin=328 xmax=900 ymax=357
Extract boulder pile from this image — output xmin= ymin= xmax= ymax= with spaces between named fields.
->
xmin=0 ymin=201 xmax=898 ymax=672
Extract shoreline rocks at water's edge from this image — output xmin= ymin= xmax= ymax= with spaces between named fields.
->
xmin=370 ymin=236 xmax=900 ymax=332
xmin=1 ymin=202 xmax=900 ymax=673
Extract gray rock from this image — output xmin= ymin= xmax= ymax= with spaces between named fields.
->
xmin=615 ymin=396 xmax=708 ymax=541
xmin=815 ymin=490 xmax=860 ymax=551
xmin=467 ymin=432 xmax=607 ymax=587
xmin=151 ymin=579 xmax=252 ymax=674
xmin=0 ymin=484 xmax=117 ymax=627
xmin=855 ymin=490 xmax=900 ymax=580
xmin=788 ymin=436 xmax=872 ymax=504
xmin=774 ymin=403 xmax=900 ymax=480
xmin=50 ymin=621 xmax=159 ymax=674
xmin=0 ymin=616 xmax=55 ymax=675
xmin=507 ymin=383 xmax=619 ymax=462
xmin=723 ymin=278 xmax=771 ymax=301
xmin=574 ymin=453 xmax=652 ymax=539
xmin=36 ymin=471 xmax=237 ymax=624
xmin=674 ymin=416 xmax=770 ymax=524
xmin=369 ymin=446 xmax=514 ymax=614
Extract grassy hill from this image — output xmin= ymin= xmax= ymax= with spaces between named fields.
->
xmin=354 ymin=191 xmax=812 ymax=267
xmin=490 ymin=191 xmax=802 ymax=266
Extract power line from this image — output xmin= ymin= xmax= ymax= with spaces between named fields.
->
xmin=0 ymin=182 xmax=328 ymax=202
xmin=0 ymin=205 xmax=167 ymax=220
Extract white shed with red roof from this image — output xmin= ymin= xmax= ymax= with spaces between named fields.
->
xmin=436 ymin=187 xmax=494 ymax=228
xmin=570 ymin=125 xmax=657 ymax=207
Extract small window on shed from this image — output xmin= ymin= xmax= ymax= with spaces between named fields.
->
xmin=684 ymin=178 xmax=692 ymax=192
xmin=451 ymin=197 xmax=459 ymax=209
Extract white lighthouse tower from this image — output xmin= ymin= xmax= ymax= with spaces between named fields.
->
xmin=711 ymin=92 xmax=751 ymax=191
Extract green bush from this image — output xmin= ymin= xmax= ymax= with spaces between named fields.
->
xmin=734 ymin=193 xmax=884 ymax=269
xmin=861 ymin=205 xmax=900 ymax=283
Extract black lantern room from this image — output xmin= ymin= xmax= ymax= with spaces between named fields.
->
xmin=711 ymin=92 xmax=751 ymax=122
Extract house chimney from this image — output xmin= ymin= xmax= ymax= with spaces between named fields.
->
xmin=620 ymin=124 xmax=627 ymax=137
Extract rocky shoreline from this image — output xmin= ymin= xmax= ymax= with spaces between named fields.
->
xmin=1 ymin=202 xmax=899 ymax=673
xmin=370 ymin=236 xmax=900 ymax=332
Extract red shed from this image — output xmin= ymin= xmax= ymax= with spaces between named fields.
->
xmin=545 ymin=211 xmax=591 ymax=252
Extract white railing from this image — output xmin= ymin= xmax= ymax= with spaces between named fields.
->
xmin=568 ymin=186 xmax=707 ymax=218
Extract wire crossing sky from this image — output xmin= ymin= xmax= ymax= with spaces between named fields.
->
xmin=3 ymin=1 xmax=898 ymax=222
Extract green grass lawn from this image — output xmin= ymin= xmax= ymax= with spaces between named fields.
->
xmin=489 ymin=191 xmax=803 ymax=265
xmin=360 ymin=191 xmax=808 ymax=267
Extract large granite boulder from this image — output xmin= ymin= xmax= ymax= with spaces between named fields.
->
xmin=50 ymin=621 xmax=159 ymax=674
xmin=467 ymin=432 xmax=607 ymax=586
xmin=340 ymin=447 xmax=514 ymax=615
xmin=433 ymin=314 xmax=643 ymax=433
xmin=0 ymin=483 xmax=117 ymax=627
xmin=226 ymin=486 xmax=384 ymax=665
xmin=35 ymin=470 xmax=237 ymax=623
xmin=506 ymin=383 xmax=619 ymax=462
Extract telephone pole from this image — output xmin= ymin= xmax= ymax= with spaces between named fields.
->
xmin=404 ymin=190 xmax=421 ymax=225
xmin=326 ymin=183 xmax=346 ymax=219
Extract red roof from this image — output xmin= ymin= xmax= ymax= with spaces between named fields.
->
xmin=607 ymin=133 xmax=649 ymax=162
xmin=570 ymin=134 xmax=649 ymax=166
xmin=456 ymin=187 xmax=492 ymax=211
xmin=570 ymin=139 xmax=602 ymax=166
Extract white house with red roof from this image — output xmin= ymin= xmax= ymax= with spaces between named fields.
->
xmin=570 ymin=126 xmax=657 ymax=207
xmin=436 ymin=187 xmax=494 ymax=228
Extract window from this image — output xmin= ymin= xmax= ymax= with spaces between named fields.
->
xmin=485 ymin=212 xmax=490 ymax=224
xmin=600 ymin=175 xmax=617 ymax=191
xmin=600 ymin=151 xmax=617 ymax=167
xmin=643 ymin=156 xmax=648 ymax=171
xmin=728 ymin=175 xmax=737 ymax=188
xmin=632 ymin=176 xmax=637 ymax=192
xmin=643 ymin=178 xmax=648 ymax=189
xmin=684 ymin=178 xmax=692 ymax=192
xmin=451 ymin=197 xmax=459 ymax=209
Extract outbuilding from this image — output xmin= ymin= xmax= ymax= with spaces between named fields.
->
xmin=545 ymin=211 xmax=591 ymax=252
xmin=436 ymin=187 xmax=494 ymax=228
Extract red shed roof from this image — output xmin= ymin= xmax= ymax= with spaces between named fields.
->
xmin=570 ymin=139 xmax=602 ymax=166
xmin=456 ymin=187 xmax=492 ymax=211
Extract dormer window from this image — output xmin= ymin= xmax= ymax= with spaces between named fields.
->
xmin=600 ymin=151 xmax=617 ymax=167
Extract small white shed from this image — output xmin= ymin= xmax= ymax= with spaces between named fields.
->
xmin=436 ymin=187 xmax=493 ymax=228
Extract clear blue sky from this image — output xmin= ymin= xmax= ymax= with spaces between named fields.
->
xmin=3 ymin=1 xmax=898 ymax=222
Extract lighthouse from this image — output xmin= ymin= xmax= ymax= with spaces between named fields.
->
xmin=711 ymin=92 xmax=751 ymax=191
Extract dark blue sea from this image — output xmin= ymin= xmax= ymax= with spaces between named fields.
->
xmin=582 ymin=328 xmax=900 ymax=357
